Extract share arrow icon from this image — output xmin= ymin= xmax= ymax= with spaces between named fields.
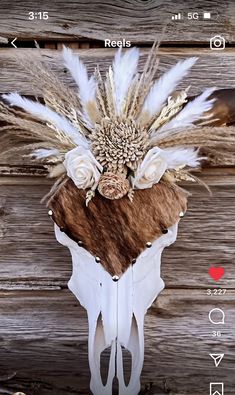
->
xmin=209 ymin=353 xmax=224 ymax=367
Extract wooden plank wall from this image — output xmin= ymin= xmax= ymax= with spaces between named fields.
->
xmin=0 ymin=1 xmax=235 ymax=394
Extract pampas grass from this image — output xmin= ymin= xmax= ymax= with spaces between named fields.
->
xmin=161 ymin=147 xmax=203 ymax=168
xmin=0 ymin=100 xmax=74 ymax=159
xmin=3 ymin=93 xmax=88 ymax=147
xmin=142 ymin=57 xmax=197 ymax=117
xmin=112 ymin=47 xmax=139 ymax=114
xmin=62 ymin=46 xmax=96 ymax=108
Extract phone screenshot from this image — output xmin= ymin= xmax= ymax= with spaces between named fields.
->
xmin=0 ymin=1 xmax=234 ymax=395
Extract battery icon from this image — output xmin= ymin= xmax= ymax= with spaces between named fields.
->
xmin=203 ymin=12 xmax=211 ymax=19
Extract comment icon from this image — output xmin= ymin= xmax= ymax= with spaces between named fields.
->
xmin=209 ymin=308 xmax=225 ymax=325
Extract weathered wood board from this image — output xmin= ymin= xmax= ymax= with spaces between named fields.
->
xmin=0 ymin=0 xmax=234 ymax=43
xmin=0 ymin=289 xmax=234 ymax=395
xmin=0 ymin=48 xmax=235 ymax=97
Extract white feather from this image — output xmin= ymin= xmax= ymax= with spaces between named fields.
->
xmin=113 ymin=47 xmax=139 ymax=113
xmin=30 ymin=148 xmax=60 ymax=159
xmin=142 ymin=57 xmax=198 ymax=116
xmin=2 ymin=93 xmax=88 ymax=147
xmin=162 ymin=147 xmax=203 ymax=168
xmin=158 ymin=87 xmax=216 ymax=134
xmin=62 ymin=46 xmax=96 ymax=107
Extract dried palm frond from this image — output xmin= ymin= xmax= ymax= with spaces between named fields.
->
xmin=152 ymin=87 xmax=216 ymax=141
xmin=149 ymin=87 xmax=189 ymax=132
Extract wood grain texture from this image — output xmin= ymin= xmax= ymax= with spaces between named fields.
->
xmin=0 ymin=0 xmax=234 ymax=43
xmin=1 ymin=48 xmax=235 ymax=97
xmin=0 ymin=289 xmax=234 ymax=394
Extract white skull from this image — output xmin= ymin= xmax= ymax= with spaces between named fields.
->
xmin=55 ymin=223 xmax=178 ymax=395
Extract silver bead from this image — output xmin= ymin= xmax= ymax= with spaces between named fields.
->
xmin=48 ymin=209 xmax=53 ymax=216
xmin=95 ymin=256 xmax=101 ymax=263
xmin=179 ymin=211 xmax=185 ymax=218
xmin=146 ymin=242 xmax=152 ymax=248
xmin=77 ymin=240 xmax=83 ymax=246
xmin=112 ymin=275 xmax=119 ymax=282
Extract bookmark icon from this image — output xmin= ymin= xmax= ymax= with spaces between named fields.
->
xmin=209 ymin=353 xmax=224 ymax=367
xmin=210 ymin=382 xmax=224 ymax=395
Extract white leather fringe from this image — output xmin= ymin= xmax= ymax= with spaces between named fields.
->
xmin=55 ymin=223 xmax=178 ymax=395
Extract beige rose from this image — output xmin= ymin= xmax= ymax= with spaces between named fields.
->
xmin=132 ymin=147 xmax=167 ymax=189
xmin=63 ymin=147 xmax=103 ymax=190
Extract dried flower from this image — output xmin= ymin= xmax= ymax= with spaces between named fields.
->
xmin=132 ymin=147 xmax=167 ymax=189
xmin=98 ymin=172 xmax=130 ymax=200
xmin=86 ymin=189 xmax=96 ymax=206
xmin=90 ymin=118 xmax=149 ymax=175
xmin=64 ymin=147 xmax=103 ymax=190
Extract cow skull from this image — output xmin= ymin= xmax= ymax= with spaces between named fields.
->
xmin=55 ymin=223 xmax=178 ymax=395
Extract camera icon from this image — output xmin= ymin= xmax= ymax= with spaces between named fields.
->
xmin=210 ymin=35 xmax=225 ymax=50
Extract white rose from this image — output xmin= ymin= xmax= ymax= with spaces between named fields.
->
xmin=132 ymin=147 xmax=167 ymax=189
xmin=63 ymin=147 xmax=103 ymax=190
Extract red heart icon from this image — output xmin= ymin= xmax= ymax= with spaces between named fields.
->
xmin=209 ymin=267 xmax=225 ymax=281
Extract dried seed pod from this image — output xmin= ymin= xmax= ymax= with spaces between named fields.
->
xmin=91 ymin=118 xmax=148 ymax=174
xmin=98 ymin=172 xmax=130 ymax=200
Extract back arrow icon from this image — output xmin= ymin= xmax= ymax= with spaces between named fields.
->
xmin=11 ymin=37 xmax=17 ymax=48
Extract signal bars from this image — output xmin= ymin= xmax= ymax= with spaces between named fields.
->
xmin=172 ymin=13 xmax=182 ymax=20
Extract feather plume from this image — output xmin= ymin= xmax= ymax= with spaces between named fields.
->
xmin=162 ymin=147 xmax=204 ymax=169
xmin=112 ymin=47 xmax=139 ymax=114
xmin=62 ymin=46 xmax=96 ymax=108
xmin=30 ymin=148 xmax=60 ymax=159
xmin=142 ymin=57 xmax=198 ymax=117
xmin=0 ymin=100 xmax=72 ymax=154
xmin=2 ymin=93 xmax=88 ymax=147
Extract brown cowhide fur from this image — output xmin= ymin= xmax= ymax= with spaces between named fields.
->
xmin=48 ymin=179 xmax=188 ymax=276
